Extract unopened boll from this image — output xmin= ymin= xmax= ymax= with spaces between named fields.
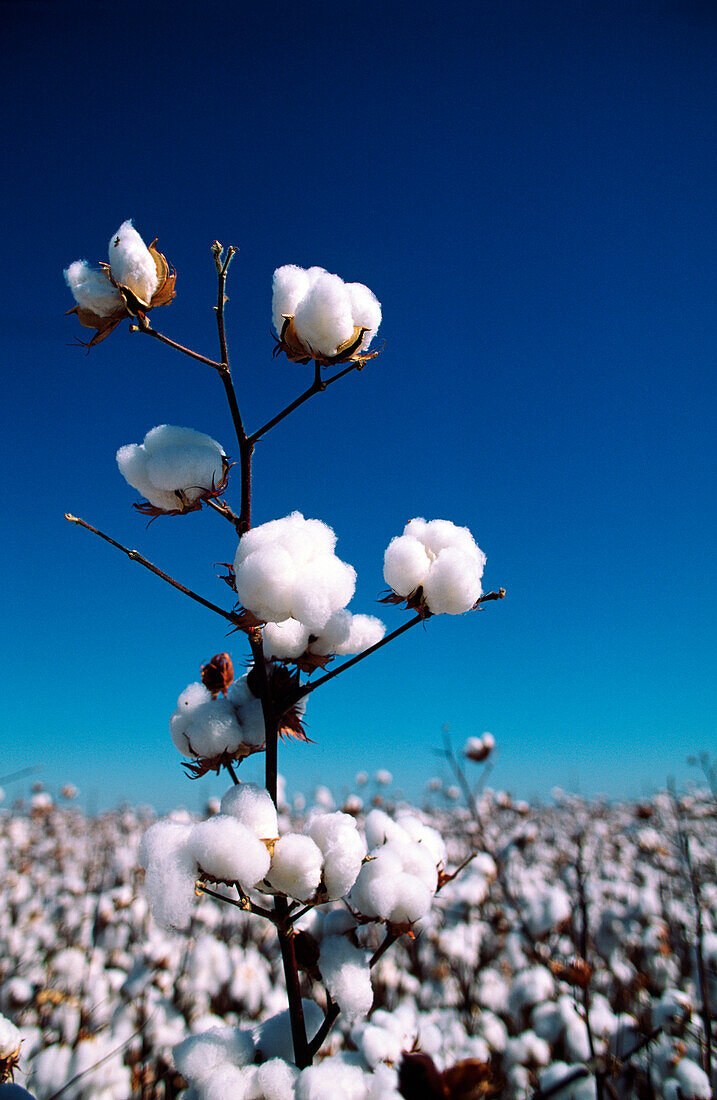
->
xmin=234 ymin=512 xmax=356 ymax=631
xmin=117 ymin=425 xmax=226 ymax=513
xmin=384 ymin=517 xmax=485 ymax=614
xmin=273 ymin=265 xmax=381 ymax=358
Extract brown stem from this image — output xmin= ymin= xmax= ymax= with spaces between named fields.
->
xmin=213 ymin=243 xmax=236 ymax=369
xmin=249 ymin=359 xmax=360 ymax=444
xmin=307 ymin=995 xmax=340 ymax=1060
xmin=197 ymin=883 xmax=275 ymax=922
xmin=133 ymin=317 xmax=222 ymax=370
xmin=64 ymin=514 xmax=239 ymax=625
xmin=204 ymin=496 xmax=243 ymax=533
xmin=295 ymin=613 xmax=425 ymax=702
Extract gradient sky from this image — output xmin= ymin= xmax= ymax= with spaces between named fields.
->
xmin=2 ymin=0 xmax=715 ymax=812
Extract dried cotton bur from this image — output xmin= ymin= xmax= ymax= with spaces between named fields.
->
xmin=59 ymin=225 xmax=507 ymax=1092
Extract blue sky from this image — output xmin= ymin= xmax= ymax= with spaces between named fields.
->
xmin=2 ymin=0 xmax=715 ymax=812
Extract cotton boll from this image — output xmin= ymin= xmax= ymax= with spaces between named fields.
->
xmin=292 ymin=555 xmax=357 ymax=632
xmin=264 ymin=619 xmax=311 ymax=660
xmin=319 ymin=935 xmax=373 ymax=1021
xmin=117 ymin=425 xmax=225 ymax=511
xmin=670 ymin=1057 xmax=712 ymax=1098
xmin=272 ymin=265 xmax=315 ymax=336
xmin=308 ymin=609 xmax=352 ymax=654
xmin=234 ymin=513 xmax=298 ymax=567
xmin=227 ymin=674 xmax=267 ymax=747
xmin=145 ymin=445 xmax=224 ymax=502
xmin=64 ymin=260 xmax=124 ymax=316
xmin=421 ymin=547 xmax=483 ymax=614
xmin=333 ymin=614 xmax=386 ymax=656
xmin=117 ymin=444 xmax=181 ymax=512
xmin=189 ymin=816 xmax=270 ymax=887
xmin=173 ymin=1026 xmax=254 ymax=1085
xmin=202 ymin=1062 xmax=257 ymax=1100
xmin=170 ymin=694 xmax=241 ymax=758
xmin=396 ymin=816 xmax=447 ymax=866
xmin=0 ymin=1015 xmax=21 ymax=1057
xmin=383 ymin=535 xmax=430 ymax=597
xmin=346 ymin=281 xmax=382 ymax=351
xmin=220 ymin=783 xmax=278 ymax=839
xmin=295 ymin=1060 xmax=368 ymax=1100
xmin=138 ymin=820 xmax=197 ymax=929
xmin=307 ymin=813 xmax=366 ymax=899
xmin=256 ymin=1058 xmax=300 ymax=1100
xmin=293 ymin=271 xmax=355 ymax=357
xmin=267 ymin=834 xmax=323 ymax=901
xmin=108 ymin=220 xmax=159 ymax=305
xmin=419 ymin=519 xmax=486 ymax=569
xmin=234 ymin=544 xmax=298 ymax=622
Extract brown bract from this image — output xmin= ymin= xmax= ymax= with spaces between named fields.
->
xmin=133 ymin=457 xmax=232 ymax=519
xmin=0 ymin=1045 xmax=21 ymax=1085
xmin=67 ymin=238 xmax=176 ymax=348
xmin=379 ymin=586 xmax=433 ymax=619
xmin=274 ymin=316 xmax=381 ymax=367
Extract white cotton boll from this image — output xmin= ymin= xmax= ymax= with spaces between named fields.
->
xmin=333 ymin=614 xmax=386 ymax=656
xmin=295 ymin=1060 xmax=368 ymax=1100
xmin=319 ymin=935 xmax=373 ymax=1021
xmin=108 ymin=220 xmax=158 ymax=304
xmin=383 ymin=534 xmax=430 ymax=597
xmin=234 ymin=544 xmax=298 ymax=622
xmin=0 ymin=1015 xmax=20 ymax=1058
xmin=173 ymin=1026 xmax=254 ymax=1084
xmin=255 ymin=1001 xmax=323 ymax=1062
xmin=396 ymin=842 xmax=438 ymax=892
xmin=293 ymin=271 xmax=355 ymax=357
xmin=220 ymin=783 xmax=278 ymax=839
xmin=389 ymin=872 xmax=433 ymax=923
xmin=364 ymin=809 xmax=407 ymax=850
xmin=346 ymin=281 xmax=382 ymax=351
xmin=256 ymin=1058 xmax=300 ymax=1100
xmin=396 ymin=815 xmax=447 ymax=866
xmin=308 ymin=815 xmax=366 ymax=900
xmin=138 ymin=820 xmax=197 ymax=929
xmin=267 ymin=834 xmax=323 ymax=901
xmin=264 ymin=618 xmax=311 ymax=660
xmin=117 ymin=425 xmax=225 ymax=511
xmin=170 ymin=694 xmax=241 ymax=758
xmin=117 ymin=443 xmax=181 ymax=512
xmin=272 ymin=265 xmax=314 ymax=335
xmin=145 ymin=445 xmax=223 ymax=502
xmin=292 ymin=555 xmax=357 ymax=632
xmin=670 ymin=1057 xmax=712 ymax=1098
xmin=189 ymin=816 xmax=270 ymax=887
xmin=281 ymin=515 xmax=337 ymax=564
xmin=227 ymin=674 xmax=267 ymax=747
xmin=309 ymin=609 xmax=352 ymax=654
xmin=234 ymin=513 xmax=299 ymax=566
xmin=418 ymin=519 xmax=486 ymax=568
xmin=202 ymin=1062 xmax=257 ymax=1100
xmin=64 ymin=259 xmax=124 ymax=316
xmin=421 ymin=547 xmax=483 ymax=614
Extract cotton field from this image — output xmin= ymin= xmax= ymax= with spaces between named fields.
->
xmin=1 ymin=778 xmax=714 ymax=1099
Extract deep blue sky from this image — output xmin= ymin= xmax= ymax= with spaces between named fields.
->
xmin=2 ymin=0 xmax=715 ymax=811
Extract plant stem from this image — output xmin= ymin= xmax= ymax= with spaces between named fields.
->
xmin=133 ymin=317 xmax=222 ymax=370
xmin=249 ymin=360 xmax=360 ymax=444
xmin=64 ymin=514 xmax=239 ymax=625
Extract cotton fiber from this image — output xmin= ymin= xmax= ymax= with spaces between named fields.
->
xmin=306 ymin=812 xmax=366 ymax=899
xmin=138 ymin=820 xmax=197 ymax=929
xmin=309 ymin=611 xmax=386 ymax=657
xmin=319 ymin=935 xmax=373 ymax=1021
xmin=234 ymin=512 xmax=356 ymax=631
xmin=108 ymin=220 xmax=159 ymax=305
xmin=64 ymin=260 xmax=124 ymax=316
xmin=220 ymin=782 xmax=279 ymax=839
xmin=383 ymin=518 xmax=486 ymax=614
xmin=188 ymin=815 xmax=270 ymax=887
xmin=117 ymin=424 xmax=226 ymax=513
xmin=173 ymin=1025 xmax=254 ymax=1084
xmin=266 ymin=834 xmax=324 ymax=901
xmin=273 ymin=265 xmax=381 ymax=358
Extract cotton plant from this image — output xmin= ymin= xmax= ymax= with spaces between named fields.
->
xmin=62 ymin=226 xmax=506 ymax=1081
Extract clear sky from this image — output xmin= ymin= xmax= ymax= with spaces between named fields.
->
xmin=2 ymin=0 xmax=715 ymax=812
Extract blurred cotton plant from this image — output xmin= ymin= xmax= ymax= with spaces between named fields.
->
xmin=62 ymin=226 xmax=506 ymax=1083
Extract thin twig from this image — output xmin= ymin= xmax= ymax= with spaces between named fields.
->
xmin=249 ymin=359 xmax=360 ymax=444
xmin=197 ymin=883 xmax=275 ymax=922
xmin=65 ymin=514 xmax=238 ymax=625
xmin=132 ymin=316 xmax=222 ymax=370
xmin=204 ymin=496 xmax=243 ymax=531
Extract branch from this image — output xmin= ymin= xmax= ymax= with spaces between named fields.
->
xmin=132 ymin=315 xmax=222 ymax=370
xmin=296 ymin=612 xmax=426 ymax=701
xmin=212 ymin=242 xmax=236 ymax=369
xmin=249 ymin=359 xmax=360 ymax=444
xmin=64 ymin=514 xmax=239 ymax=625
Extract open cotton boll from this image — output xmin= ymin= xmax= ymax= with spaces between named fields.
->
xmin=295 ymin=1060 xmax=368 ymax=1100
xmin=256 ymin=1058 xmax=300 ymax=1100
xmin=266 ymin=834 xmax=323 ymax=901
xmin=234 ymin=544 xmax=297 ymax=622
xmin=64 ymin=260 xmax=124 ymax=316
xmin=117 ymin=444 xmax=182 ymax=512
xmin=263 ymin=618 xmax=311 ymax=660
xmin=220 ymin=783 xmax=278 ymax=839
xmin=364 ymin=809 xmax=410 ymax=850
xmin=170 ymin=692 xmax=242 ymax=757
xmin=319 ymin=935 xmax=373 ymax=1021
xmin=227 ymin=675 xmax=269 ymax=747
xmin=145 ymin=445 xmax=223 ymax=500
xmin=383 ymin=534 xmax=431 ymax=597
xmin=235 ymin=512 xmax=335 ymax=567
xmin=108 ymin=220 xmax=159 ymax=305
xmin=173 ymin=1026 xmax=254 ymax=1086
xmin=117 ymin=425 xmax=225 ymax=511
xmin=292 ymin=271 xmax=355 ymax=357
xmin=0 ymin=1015 xmax=21 ymax=1057
xmin=292 ymin=555 xmax=357 ymax=632
xmin=346 ymin=282 xmax=382 ymax=352
xmin=311 ymin=611 xmax=385 ymax=656
xmin=272 ymin=265 xmax=315 ymax=336
xmin=138 ymin=820 xmax=197 ymax=929
xmin=201 ymin=1062 xmax=258 ymax=1100
xmin=421 ymin=546 xmax=483 ymax=614
xmin=307 ymin=812 xmax=366 ymax=899
xmin=396 ymin=815 xmax=447 ymax=866
xmin=189 ymin=816 xmax=270 ymax=887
